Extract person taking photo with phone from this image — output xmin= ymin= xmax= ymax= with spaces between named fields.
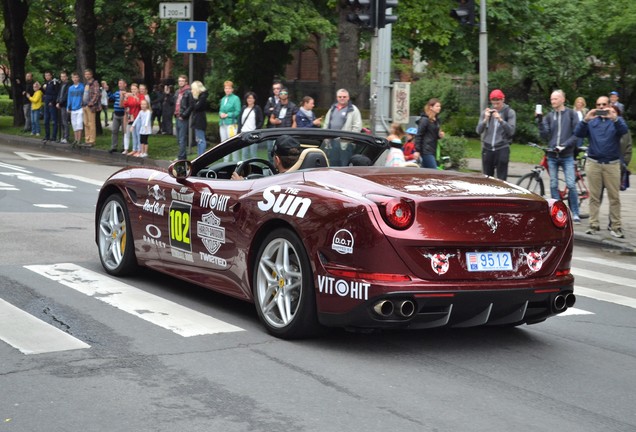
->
xmin=574 ymin=96 xmax=628 ymax=238
xmin=476 ymin=89 xmax=516 ymax=180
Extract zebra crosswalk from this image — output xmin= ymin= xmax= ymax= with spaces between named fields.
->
xmin=0 ymin=257 xmax=634 ymax=356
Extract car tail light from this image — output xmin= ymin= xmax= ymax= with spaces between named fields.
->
xmin=384 ymin=198 xmax=415 ymax=230
xmin=366 ymin=194 xmax=415 ymax=230
xmin=550 ymin=200 xmax=569 ymax=229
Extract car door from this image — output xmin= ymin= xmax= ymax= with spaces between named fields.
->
xmin=147 ymin=172 xmax=253 ymax=298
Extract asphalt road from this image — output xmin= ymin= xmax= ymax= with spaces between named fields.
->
xmin=1 ymin=143 xmax=635 ymax=432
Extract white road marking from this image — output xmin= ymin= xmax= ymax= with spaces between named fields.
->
xmin=572 ymin=267 xmax=636 ymax=289
xmin=25 ymin=263 xmax=244 ymax=337
xmin=0 ymin=181 xmax=18 ymax=191
xmin=558 ymin=307 xmax=594 ymax=317
xmin=575 ymin=285 xmax=636 ymax=310
xmin=0 ymin=162 xmax=31 ymax=173
xmin=0 ymin=172 xmax=76 ymax=190
xmin=573 ymin=256 xmax=636 ymax=273
xmin=0 ymin=298 xmax=90 ymax=355
xmin=14 ymin=152 xmax=85 ymax=162
xmin=33 ymin=204 xmax=68 ymax=208
xmin=55 ymin=174 xmax=104 ymax=187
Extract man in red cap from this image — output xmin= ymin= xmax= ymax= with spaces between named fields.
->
xmin=476 ymin=89 xmax=516 ymax=180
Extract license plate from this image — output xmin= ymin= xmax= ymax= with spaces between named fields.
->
xmin=466 ymin=251 xmax=512 ymax=272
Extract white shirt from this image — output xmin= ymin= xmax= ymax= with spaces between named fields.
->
xmin=241 ymin=106 xmax=257 ymax=132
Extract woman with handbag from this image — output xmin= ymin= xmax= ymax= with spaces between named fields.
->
xmin=238 ymin=91 xmax=264 ymax=160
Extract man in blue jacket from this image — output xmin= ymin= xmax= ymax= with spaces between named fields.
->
xmin=538 ymin=90 xmax=581 ymax=223
xmin=575 ymin=95 xmax=629 ymax=238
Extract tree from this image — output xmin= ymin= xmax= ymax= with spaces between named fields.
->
xmin=204 ymin=0 xmax=333 ymax=107
xmin=1 ymin=0 xmax=29 ymax=126
xmin=75 ymin=0 xmax=97 ymax=73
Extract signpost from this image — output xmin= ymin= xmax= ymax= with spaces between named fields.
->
xmin=176 ymin=21 xmax=208 ymax=54
xmin=159 ymin=2 xmax=191 ymax=19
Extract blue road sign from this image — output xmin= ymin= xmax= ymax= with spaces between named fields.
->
xmin=176 ymin=21 xmax=208 ymax=54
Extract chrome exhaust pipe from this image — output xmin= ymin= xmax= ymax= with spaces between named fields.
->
xmin=373 ymin=300 xmax=394 ymax=317
xmin=553 ymin=295 xmax=566 ymax=312
xmin=565 ymin=293 xmax=576 ymax=308
xmin=396 ymin=300 xmax=416 ymax=318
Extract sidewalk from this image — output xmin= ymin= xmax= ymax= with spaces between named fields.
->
xmin=1 ymin=131 xmax=635 ymax=254
xmin=466 ymin=159 xmax=636 ymax=254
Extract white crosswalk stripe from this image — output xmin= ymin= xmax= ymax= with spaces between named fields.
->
xmin=573 ymin=256 xmax=636 ymax=273
xmin=574 ymin=285 xmax=636 ymax=310
xmin=572 ymin=267 xmax=636 ymax=289
xmin=25 ymin=263 xmax=244 ymax=337
xmin=0 ymin=298 xmax=90 ymax=355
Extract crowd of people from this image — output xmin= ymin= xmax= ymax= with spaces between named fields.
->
xmin=475 ymin=87 xmax=631 ymax=239
xmin=18 ymin=70 xmax=631 ymax=237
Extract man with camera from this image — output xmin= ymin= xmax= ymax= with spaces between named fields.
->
xmin=575 ymin=96 xmax=629 ymax=238
xmin=476 ymin=89 xmax=516 ymax=180
xmin=537 ymin=90 xmax=581 ymax=223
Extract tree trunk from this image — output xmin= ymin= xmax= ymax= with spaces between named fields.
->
xmin=316 ymin=34 xmax=333 ymax=109
xmin=75 ymin=0 xmax=97 ymax=74
xmin=336 ymin=5 xmax=361 ymax=105
xmin=2 ymin=0 xmax=29 ymax=127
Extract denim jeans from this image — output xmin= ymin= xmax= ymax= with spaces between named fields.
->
xmin=176 ymin=118 xmax=188 ymax=160
xmin=420 ymin=154 xmax=438 ymax=169
xmin=195 ymin=129 xmax=206 ymax=156
xmin=548 ymin=155 xmax=579 ymax=217
xmin=43 ymin=103 xmax=58 ymax=140
xmin=30 ymin=108 xmax=41 ymax=134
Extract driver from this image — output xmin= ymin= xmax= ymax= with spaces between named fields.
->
xmin=231 ymin=135 xmax=301 ymax=179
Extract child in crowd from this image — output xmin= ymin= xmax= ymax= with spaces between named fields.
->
xmin=133 ymin=99 xmax=152 ymax=158
xmin=28 ymin=82 xmax=43 ymax=136
xmin=403 ymin=127 xmax=420 ymax=165
xmin=386 ymin=138 xmax=406 ymax=167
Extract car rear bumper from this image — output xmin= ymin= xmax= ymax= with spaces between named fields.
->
xmin=317 ymin=285 xmax=575 ymax=330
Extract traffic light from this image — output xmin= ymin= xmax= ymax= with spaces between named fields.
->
xmin=377 ymin=0 xmax=398 ymax=28
xmin=346 ymin=0 xmax=376 ymax=29
xmin=450 ymin=0 xmax=475 ymax=26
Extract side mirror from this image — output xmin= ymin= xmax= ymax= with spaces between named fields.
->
xmin=168 ymin=160 xmax=192 ymax=180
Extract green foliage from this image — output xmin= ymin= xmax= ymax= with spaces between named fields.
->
xmin=439 ymin=135 xmax=467 ymax=169
xmin=0 ymin=97 xmax=13 ymax=116
xmin=443 ymin=114 xmax=480 ymax=139
xmin=409 ymin=74 xmax=459 ymax=121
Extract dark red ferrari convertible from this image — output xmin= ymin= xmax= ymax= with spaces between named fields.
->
xmin=96 ymin=128 xmax=575 ymax=338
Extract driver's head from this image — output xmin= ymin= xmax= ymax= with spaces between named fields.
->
xmin=271 ymin=135 xmax=301 ymax=172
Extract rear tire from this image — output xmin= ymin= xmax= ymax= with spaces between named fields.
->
xmin=252 ymin=228 xmax=321 ymax=339
xmin=516 ymin=172 xmax=545 ymax=196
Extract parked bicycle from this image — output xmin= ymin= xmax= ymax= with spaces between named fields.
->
xmin=516 ymin=143 xmax=590 ymax=217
